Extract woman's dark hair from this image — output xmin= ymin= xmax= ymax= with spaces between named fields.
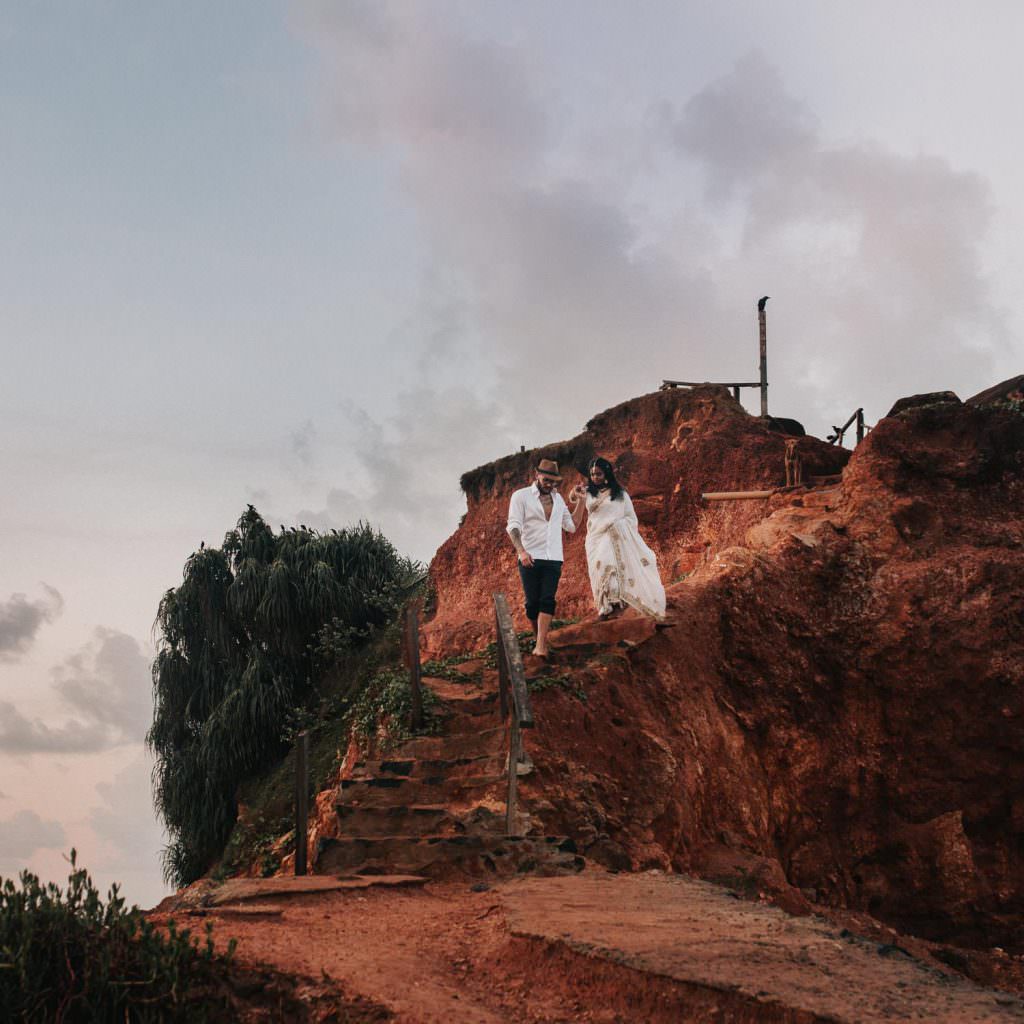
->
xmin=587 ymin=457 xmax=624 ymax=500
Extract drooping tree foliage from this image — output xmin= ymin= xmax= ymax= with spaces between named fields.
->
xmin=148 ymin=506 xmax=419 ymax=887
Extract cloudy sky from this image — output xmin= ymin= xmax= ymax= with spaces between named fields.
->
xmin=2 ymin=0 xmax=1021 ymax=907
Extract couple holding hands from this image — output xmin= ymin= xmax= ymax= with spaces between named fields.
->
xmin=506 ymin=457 xmax=666 ymax=658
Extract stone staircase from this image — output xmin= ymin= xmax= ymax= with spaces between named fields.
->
xmin=317 ymin=663 xmax=583 ymax=879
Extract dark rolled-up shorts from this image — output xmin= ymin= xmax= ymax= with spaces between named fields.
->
xmin=518 ymin=558 xmax=563 ymax=621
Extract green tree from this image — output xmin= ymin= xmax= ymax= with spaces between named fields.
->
xmin=148 ymin=507 xmax=418 ymax=887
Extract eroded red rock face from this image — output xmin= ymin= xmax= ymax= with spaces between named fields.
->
xmin=427 ymin=389 xmax=1024 ymax=951
xmin=424 ymin=386 xmax=848 ymax=655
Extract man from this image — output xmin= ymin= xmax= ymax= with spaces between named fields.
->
xmin=506 ymin=458 xmax=576 ymax=658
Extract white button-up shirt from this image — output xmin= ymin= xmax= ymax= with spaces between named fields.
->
xmin=506 ymin=483 xmax=576 ymax=561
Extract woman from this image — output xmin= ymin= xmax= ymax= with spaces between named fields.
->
xmin=569 ymin=457 xmax=666 ymax=620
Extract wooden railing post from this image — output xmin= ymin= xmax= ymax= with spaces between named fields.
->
xmin=506 ymin=713 xmax=521 ymax=836
xmin=758 ymin=305 xmax=769 ymax=416
xmin=493 ymin=593 xmax=534 ymax=837
xmin=294 ymin=730 xmax=309 ymax=876
xmin=495 ymin=605 xmax=510 ymax=722
xmin=403 ymin=602 xmax=424 ymax=732
xmin=828 ymin=407 xmax=865 ymax=447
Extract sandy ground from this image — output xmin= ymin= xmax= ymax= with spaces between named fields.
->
xmin=156 ymin=869 xmax=1024 ymax=1023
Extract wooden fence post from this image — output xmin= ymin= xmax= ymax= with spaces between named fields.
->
xmin=404 ymin=603 xmax=424 ymax=732
xmin=506 ymin=714 xmax=521 ymax=836
xmin=294 ymin=730 xmax=309 ymax=876
xmin=758 ymin=306 xmax=769 ymax=416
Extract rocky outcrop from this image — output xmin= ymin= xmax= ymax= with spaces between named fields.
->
xmin=423 ymin=385 xmax=1024 ymax=951
xmin=425 ymin=386 xmax=849 ymax=654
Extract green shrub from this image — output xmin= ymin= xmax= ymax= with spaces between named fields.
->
xmin=0 ymin=851 xmax=237 ymax=1022
xmin=351 ymin=668 xmax=441 ymax=748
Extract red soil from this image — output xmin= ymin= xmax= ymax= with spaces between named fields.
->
xmin=155 ymin=871 xmax=1024 ymax=1022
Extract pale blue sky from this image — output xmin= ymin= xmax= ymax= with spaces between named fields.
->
xmin=2 ymin=0 xmax=1022 ymax=906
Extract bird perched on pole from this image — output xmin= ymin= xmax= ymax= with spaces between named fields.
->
xmin=758 ymin=295 xmax=770 ymax=312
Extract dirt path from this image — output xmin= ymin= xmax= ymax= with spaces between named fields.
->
xmin=173 ymin=870 xmax=1024 ymax=1022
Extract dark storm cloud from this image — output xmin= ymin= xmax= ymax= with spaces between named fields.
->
xmin=0 ymin=628 xmax=150 ymax=754
xmin=0 ymin=585 xmax=63 ymax=660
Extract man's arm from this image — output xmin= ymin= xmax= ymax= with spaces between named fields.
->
xmin=507 ymin=492 xmax=533 ymax=566
xmin=560 ymin=494 xmax=578 ymax=534
xmin=623 ymin=492 xmax=639 ymax=529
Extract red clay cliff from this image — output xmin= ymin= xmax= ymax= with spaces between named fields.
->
xmin=425 ymin=386 xmax=849 ymax=654
xmin=424 ymin=385 xmax=1024 ymax=952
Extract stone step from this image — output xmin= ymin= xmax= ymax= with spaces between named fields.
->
xmin=353 ymin=752 xmax=506 ymax=780
xmin=316 ymin=833 xmax=584 ymax=879
xmin=399 ymin=725 xmax=506 ymax=760
xmin=435 ymin=695 xmax=502 ymax=722
xmin=338 ymin=773 xmax=504 ymax=809
xmin=334 ymin=804 xmax=456 ymax=837
xmin=800 ymin=488 xmax=839 ymax=508
xmin=424 ymin=679 xmax=500 ymax=710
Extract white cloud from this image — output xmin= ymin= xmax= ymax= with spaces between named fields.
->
xmin=293 ymin=9 xmax=1010 ymax=456
xmin=0 ymin=628 xmax=150 ymax=754
xmin=0 ymin=809 xmax=66 ymax=863
xmin=86 ymin=749 xmax=169 ymax=908
xmin=664 ymin=51 xmax=1007 ymax=416
xmin=0 ymin=585 xmax=63 ymax=661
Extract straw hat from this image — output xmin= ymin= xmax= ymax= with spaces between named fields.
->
xmin=535 ymin=458 xmax=562 ymax=480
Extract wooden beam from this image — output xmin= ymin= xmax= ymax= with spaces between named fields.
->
xmin=662 ymin=379 xmax=762 ymax=389
xmin=702 ymin=490 xmax=775 ymax=501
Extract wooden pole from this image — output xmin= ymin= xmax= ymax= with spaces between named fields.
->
xmin=506 ymin=714 xmax=520 ymax=836
xmin=294 ymin=731 xmax=309 ymax=876
xmin=758 ymin=307 xmax=768 ymax=416
xmin=702 ymin=490 xmax=775 ymax=501
xmin=856 ymin=408 xmax=865 ymax=444
xmin=493 ymin=592 xmax=534 ymax=837
xmin=495 ymin=605 xmax=510 ymax=722
xmin=403 ymin=603 xmax=423 ymax=731
xmin=493 ymin=593 xmax=533 ymax=729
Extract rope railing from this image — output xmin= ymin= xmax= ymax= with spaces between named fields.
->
xmin=493 ymin=593 xmax=534 ymax=836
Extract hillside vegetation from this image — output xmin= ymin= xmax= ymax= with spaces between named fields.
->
xmin=148 ymin=506 xmax=420 ymax=887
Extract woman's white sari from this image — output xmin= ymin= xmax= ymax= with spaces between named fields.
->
xmin=585 ymin=489 xmax=666 ymax=619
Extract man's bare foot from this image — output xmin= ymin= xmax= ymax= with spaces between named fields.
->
xmin=531 ymin=647 xmax=550 ymax=659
